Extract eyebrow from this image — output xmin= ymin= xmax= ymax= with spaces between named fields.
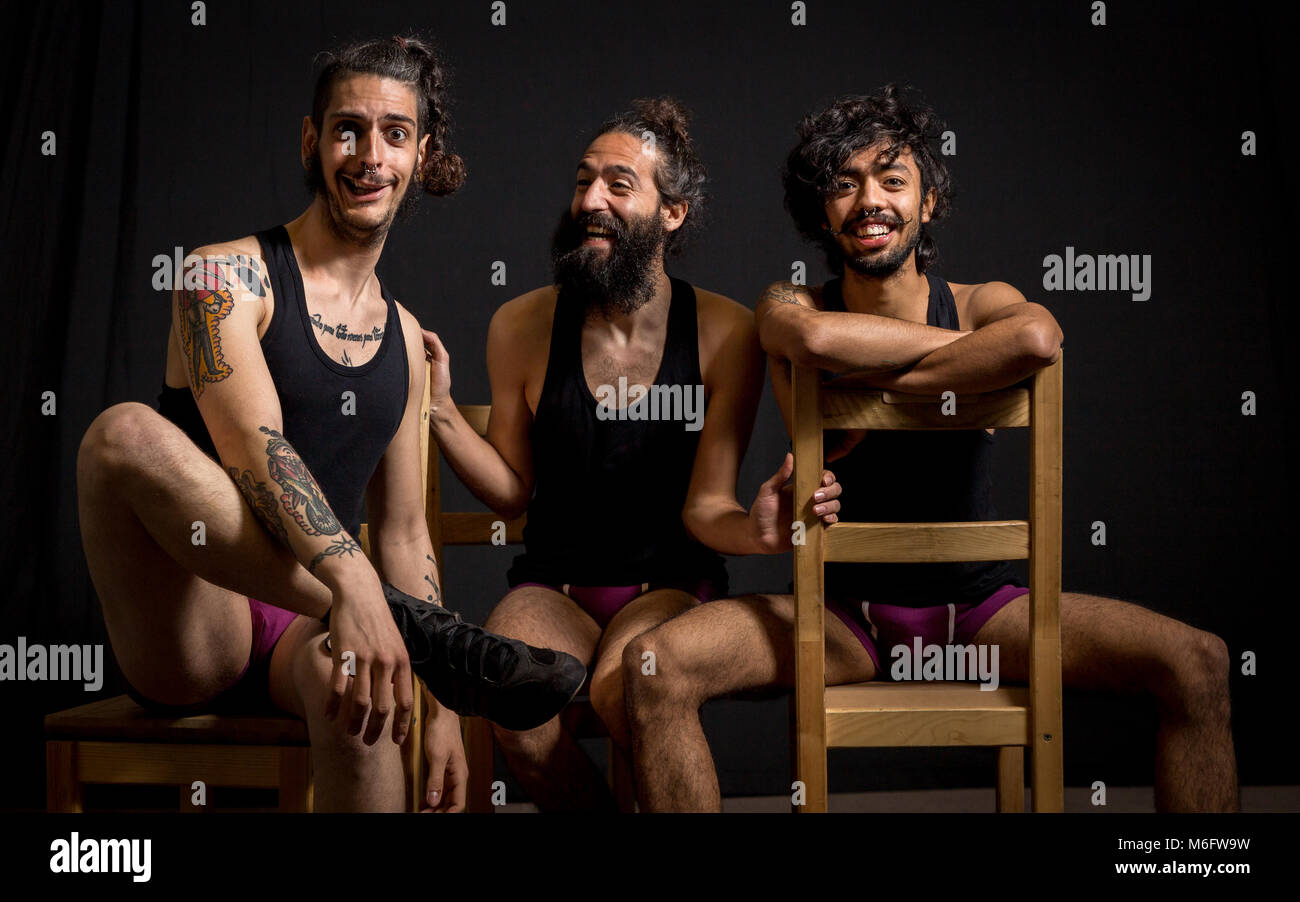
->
xmin=576 ymin=161 xmax=641 ymax=185
xmin=330 ymin=110 xmax=418 ymax=127
xmin=838 ymin=157 xmax=911 ymax=180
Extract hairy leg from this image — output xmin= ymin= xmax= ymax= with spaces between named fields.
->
xmin=483 ymin=586 xmax=610 ymax=811
xmin=268 ymin=616 xmax=405 ymax=811
xmin=587 ymin=588 xmax=699 ymax=750
xmin=624 ymin=593 xmax=875 ymax=812
xmin=972 ymin=591 xmax=1238 ymax=812
xmin=78 ymin=403 xmax=331 ymax=704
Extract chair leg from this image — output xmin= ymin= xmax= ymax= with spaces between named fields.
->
xmin=278 ymin=747 xmax=312 ymax=813
xmin=608 ymin=740 xmax=636 ymax=813
xmin=463 ymin=717 xmax=497 ymax=813
xmin=46 ymin=741 xmax=83 ymax=813
xmin=996 ymin=746 xmax=1024 ymax=813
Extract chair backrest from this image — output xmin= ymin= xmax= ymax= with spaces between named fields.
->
xmin=790 ymin=353 xmax=1064 ymax=806
xmin=427 ymin=404 xmax=527 ymax=568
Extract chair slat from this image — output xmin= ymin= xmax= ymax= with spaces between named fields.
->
xmin=824 ymin=520 xmax=1029 ymax=563
xmin=441 ymin=512 xmax=526 ymax=546
xmin=822 ymin=387 xmax=1029 ymax=430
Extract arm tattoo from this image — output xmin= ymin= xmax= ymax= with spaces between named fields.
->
xmin=307 ymin=534 xmax=362 ymax=574
xmin=423 ymin=553 xmax=442 ymax=604
xmin=759 ymin=282 xmax=806 ymax=307
xmin=228 ymin=466 xmax=290 ymax=547
xmin=175 ymin=255 xmax=270 ymax=397
xmin=259 ymin=426 xmax=343 ymax=536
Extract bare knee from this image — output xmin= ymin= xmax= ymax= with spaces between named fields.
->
xmin=622 ymin=630 xmax=697 ymax=719
xmin=78 ymin=402 xmax=166 ymax=488
xmin=291 ymin=639 xmax=394 ymax=764
xmin=1158 ymin=628 xmax=1232 ymax=715
xmin=491 ymin=718 xmax=559 ymax=764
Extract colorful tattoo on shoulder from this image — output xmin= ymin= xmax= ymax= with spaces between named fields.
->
xmin=228 ymin=466 xmax=290 ymax=547
xmin=258 ymin=426 xmax=343 ymax=536
xmin=175 ymin=255 xmax=269 ymax=397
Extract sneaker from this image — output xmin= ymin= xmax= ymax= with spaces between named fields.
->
xmin=323 ymin=583 xmax=586 ymax=731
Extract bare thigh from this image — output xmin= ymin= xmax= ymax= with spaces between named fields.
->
xmin=78 ymin=402 xmax=251 ymax=704
xmin=637 ymin=593 xmax=876 ymax=702
xmin=972 ymin=591 xmax=1208 ymax=694
xmin=486 ymin=585 xmax=604 ymax=667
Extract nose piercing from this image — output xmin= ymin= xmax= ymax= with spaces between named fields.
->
xmin=361 ymin=162 xmax=377 ymax=175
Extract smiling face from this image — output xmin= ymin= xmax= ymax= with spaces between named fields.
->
xmin=302 ymin=73 xmax=429 ymax=247
xmin=823 ymin=142 xmax=936 ymax=278
xmin=550 ymin=130 xmax=685 ymax=316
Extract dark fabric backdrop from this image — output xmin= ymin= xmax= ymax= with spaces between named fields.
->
xmin=2 ymin=0 xmax=1296 ymax=810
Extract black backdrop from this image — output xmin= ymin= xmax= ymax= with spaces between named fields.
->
xmin=2 ymin=0 xmax=1296 ymax=811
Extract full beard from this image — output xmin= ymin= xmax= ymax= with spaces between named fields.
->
xmin=550 ymin=205 xmax=667 ymax=318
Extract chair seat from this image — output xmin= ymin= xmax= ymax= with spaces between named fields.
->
xmin=44 ymin=694 xmax=309 ymax=746
xmin=824 ymin=682 xmax=1030 ymax=748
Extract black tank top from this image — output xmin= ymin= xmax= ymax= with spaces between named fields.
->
xmin=822 ymin=273 xmax=1023 ymax=606
xmin=507 ymin=278 xmax=727 ymax=586
xmin=156 ymin=225 xmax=408 ymax=539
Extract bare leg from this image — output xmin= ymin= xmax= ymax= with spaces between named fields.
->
xmin=483 ymin=586 xmax=611 ymax=811
xmin=268 ymin=616 xmax=406 ymax=812
xmin=973 ymin=591 xmax=1239 ymax=812
xmin=587 ymin=588 xmax=699 ymax=750
xmin=624 ymin=593 xmax=875 ymax=812
xmin=77 ymin=402 xmax=332 ymax=704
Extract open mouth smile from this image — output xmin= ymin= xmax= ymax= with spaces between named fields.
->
xmin=340 ymin=173 xmax=393 ymax=202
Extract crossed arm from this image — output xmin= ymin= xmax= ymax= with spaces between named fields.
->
xmin=755 ymin=279 xmax=1063 ymax=397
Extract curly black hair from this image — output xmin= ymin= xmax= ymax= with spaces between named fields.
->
xmin=309 ymin=34 xmax=466 ymax=197
xmin=783 ymin=84 xmax=952 ymax=274
xmin=594 ymin=96 xmax=707 ymax=255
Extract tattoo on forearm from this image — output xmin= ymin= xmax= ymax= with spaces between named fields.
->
xmin=307 ymin=534 xmax=362 ymax=574
xmin=309 ymin=313 xmax=384 ymax=345
xmin=228 ymin=466 xmax=290 ymax=547
xmin=760 ymin=282 xmax=805 ymax=307
xmin=423 ymin=553 xmax=442 ymax=604
xmin=259 ymin=426 xmax=343 ymax=536
xmin=175 ymin=255 xmax=271 ymax=397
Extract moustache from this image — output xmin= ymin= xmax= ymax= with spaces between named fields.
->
xmin=829 ymin=210 xmax=911 ymax=236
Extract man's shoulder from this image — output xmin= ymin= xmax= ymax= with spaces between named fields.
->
xmin=187 ymin=234 xmax=267 ymax=265
xmin=948 ymin=279 xmax=1026 ymax=330
xmin=491 ymin=285 xmax=558 ymax=334
xmin=692 ymin=284 xmax=751 ymax=324
xmin=391 ymin=301 xmax=424 ymax=363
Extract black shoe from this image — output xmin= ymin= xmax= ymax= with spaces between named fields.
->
xmin=327 ymin=583 xmax=587 ymax=731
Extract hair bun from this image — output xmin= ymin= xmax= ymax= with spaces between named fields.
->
xmin=631 ymin=96 xmax=691 ymax=142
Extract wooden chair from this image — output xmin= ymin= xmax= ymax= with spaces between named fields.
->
xmin=44 ymin=362 xmax=436 ymax=813
xmin=437 ymin=405 xmax=636 ymax=813
xmin=791 ymin=353 xmax=1064 ymax=813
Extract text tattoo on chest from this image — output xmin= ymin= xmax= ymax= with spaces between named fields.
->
xmin=309 ymin=312 xmax=385 ymax=345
